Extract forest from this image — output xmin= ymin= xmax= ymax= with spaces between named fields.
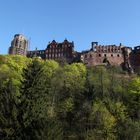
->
xmin=0 ymin=55 xmax=140 ymax=140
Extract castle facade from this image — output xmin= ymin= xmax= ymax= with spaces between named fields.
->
xmin=8 ymin=34 xmax=140 ymax=72
xmin=27 ymin=39 xmax=75 ymax=63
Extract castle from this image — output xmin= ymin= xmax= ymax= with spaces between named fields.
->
xmin=8 ymin=34 xmax=140 ymax=72
xmin=27 ymin=39 xmax=76 ymax=63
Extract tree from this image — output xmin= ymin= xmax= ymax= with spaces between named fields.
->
xmin=0 ymin=55 xmax=29 ymax=140
xmin=20 ymin=59 xmax=63 ymax=139
xmin=54 ymin=63 xmax=87 ymax=139
xmin=86 ymin=101 xmax=116 ymax=140
xmin=127 ymin=77 xmax=140 ymax=120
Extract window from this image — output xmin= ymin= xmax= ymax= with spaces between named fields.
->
xmin=15 ymin=40 xmax=18 ymax=46
xmin=85 ymin=55 xmax=87 ymax=58
xmin=117 ymin=54 xmax=120 ymax=57
xmin=111 ymin=54 xmax=113 ymax=57
xmin=104 ymin=54 xmax=106 ymax=57
xmin=19 ymin=41 xmax=22 ymax=46
xmin=99 ymin=54 xmax=101 ymax=57
xmin=90 ymin=54 xmax=92 ymax=58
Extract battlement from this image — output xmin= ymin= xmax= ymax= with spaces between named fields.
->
xmin=91 ymin=42 xmax=123 ymax=53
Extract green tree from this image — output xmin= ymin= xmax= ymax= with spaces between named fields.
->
xmin=86 ymin=101 xmax=116 ymax=140
xmin=20 ymin=59 xmax=62 ymax=139
xmin=54 ymin=63 xmax=87 ymax=139
xmin=0 ymin=55 xmax=30 ymax=140
xmin=127 ymin=77 xmax=140 ymax=120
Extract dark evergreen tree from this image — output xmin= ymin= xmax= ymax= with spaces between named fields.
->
xmin=20 ymin=59 xmax=63 ymax=140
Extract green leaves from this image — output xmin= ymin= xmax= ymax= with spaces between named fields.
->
xmin=129 ymin=77 xmax=140 ymax=94
xmin=0 ymin=55 xmax=140 ymax=140
xmin=88 ymin=101 xmax=116 ymax=139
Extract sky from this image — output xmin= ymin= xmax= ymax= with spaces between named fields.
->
xmin=0 ymin=0 xmax=140 ymax=54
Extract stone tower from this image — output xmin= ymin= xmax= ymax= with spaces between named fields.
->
xmin=9 ymin=34 xmax=28 ymax=56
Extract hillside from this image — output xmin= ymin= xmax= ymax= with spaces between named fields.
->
xmin=0 ymin=55 xmax=140 ymax=140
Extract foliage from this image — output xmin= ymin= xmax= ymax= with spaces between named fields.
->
xmin=0 ymin=55 xmax=140 ymax=139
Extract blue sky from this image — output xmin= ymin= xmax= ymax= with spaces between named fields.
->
xmin=0 ymin=0 xmax=140 ymax=54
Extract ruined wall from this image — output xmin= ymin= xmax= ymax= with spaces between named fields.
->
xmin=129 ymin=46 xmax=140 ymax=71
xmin=82 ymin=43 xmax=124 ymax=66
